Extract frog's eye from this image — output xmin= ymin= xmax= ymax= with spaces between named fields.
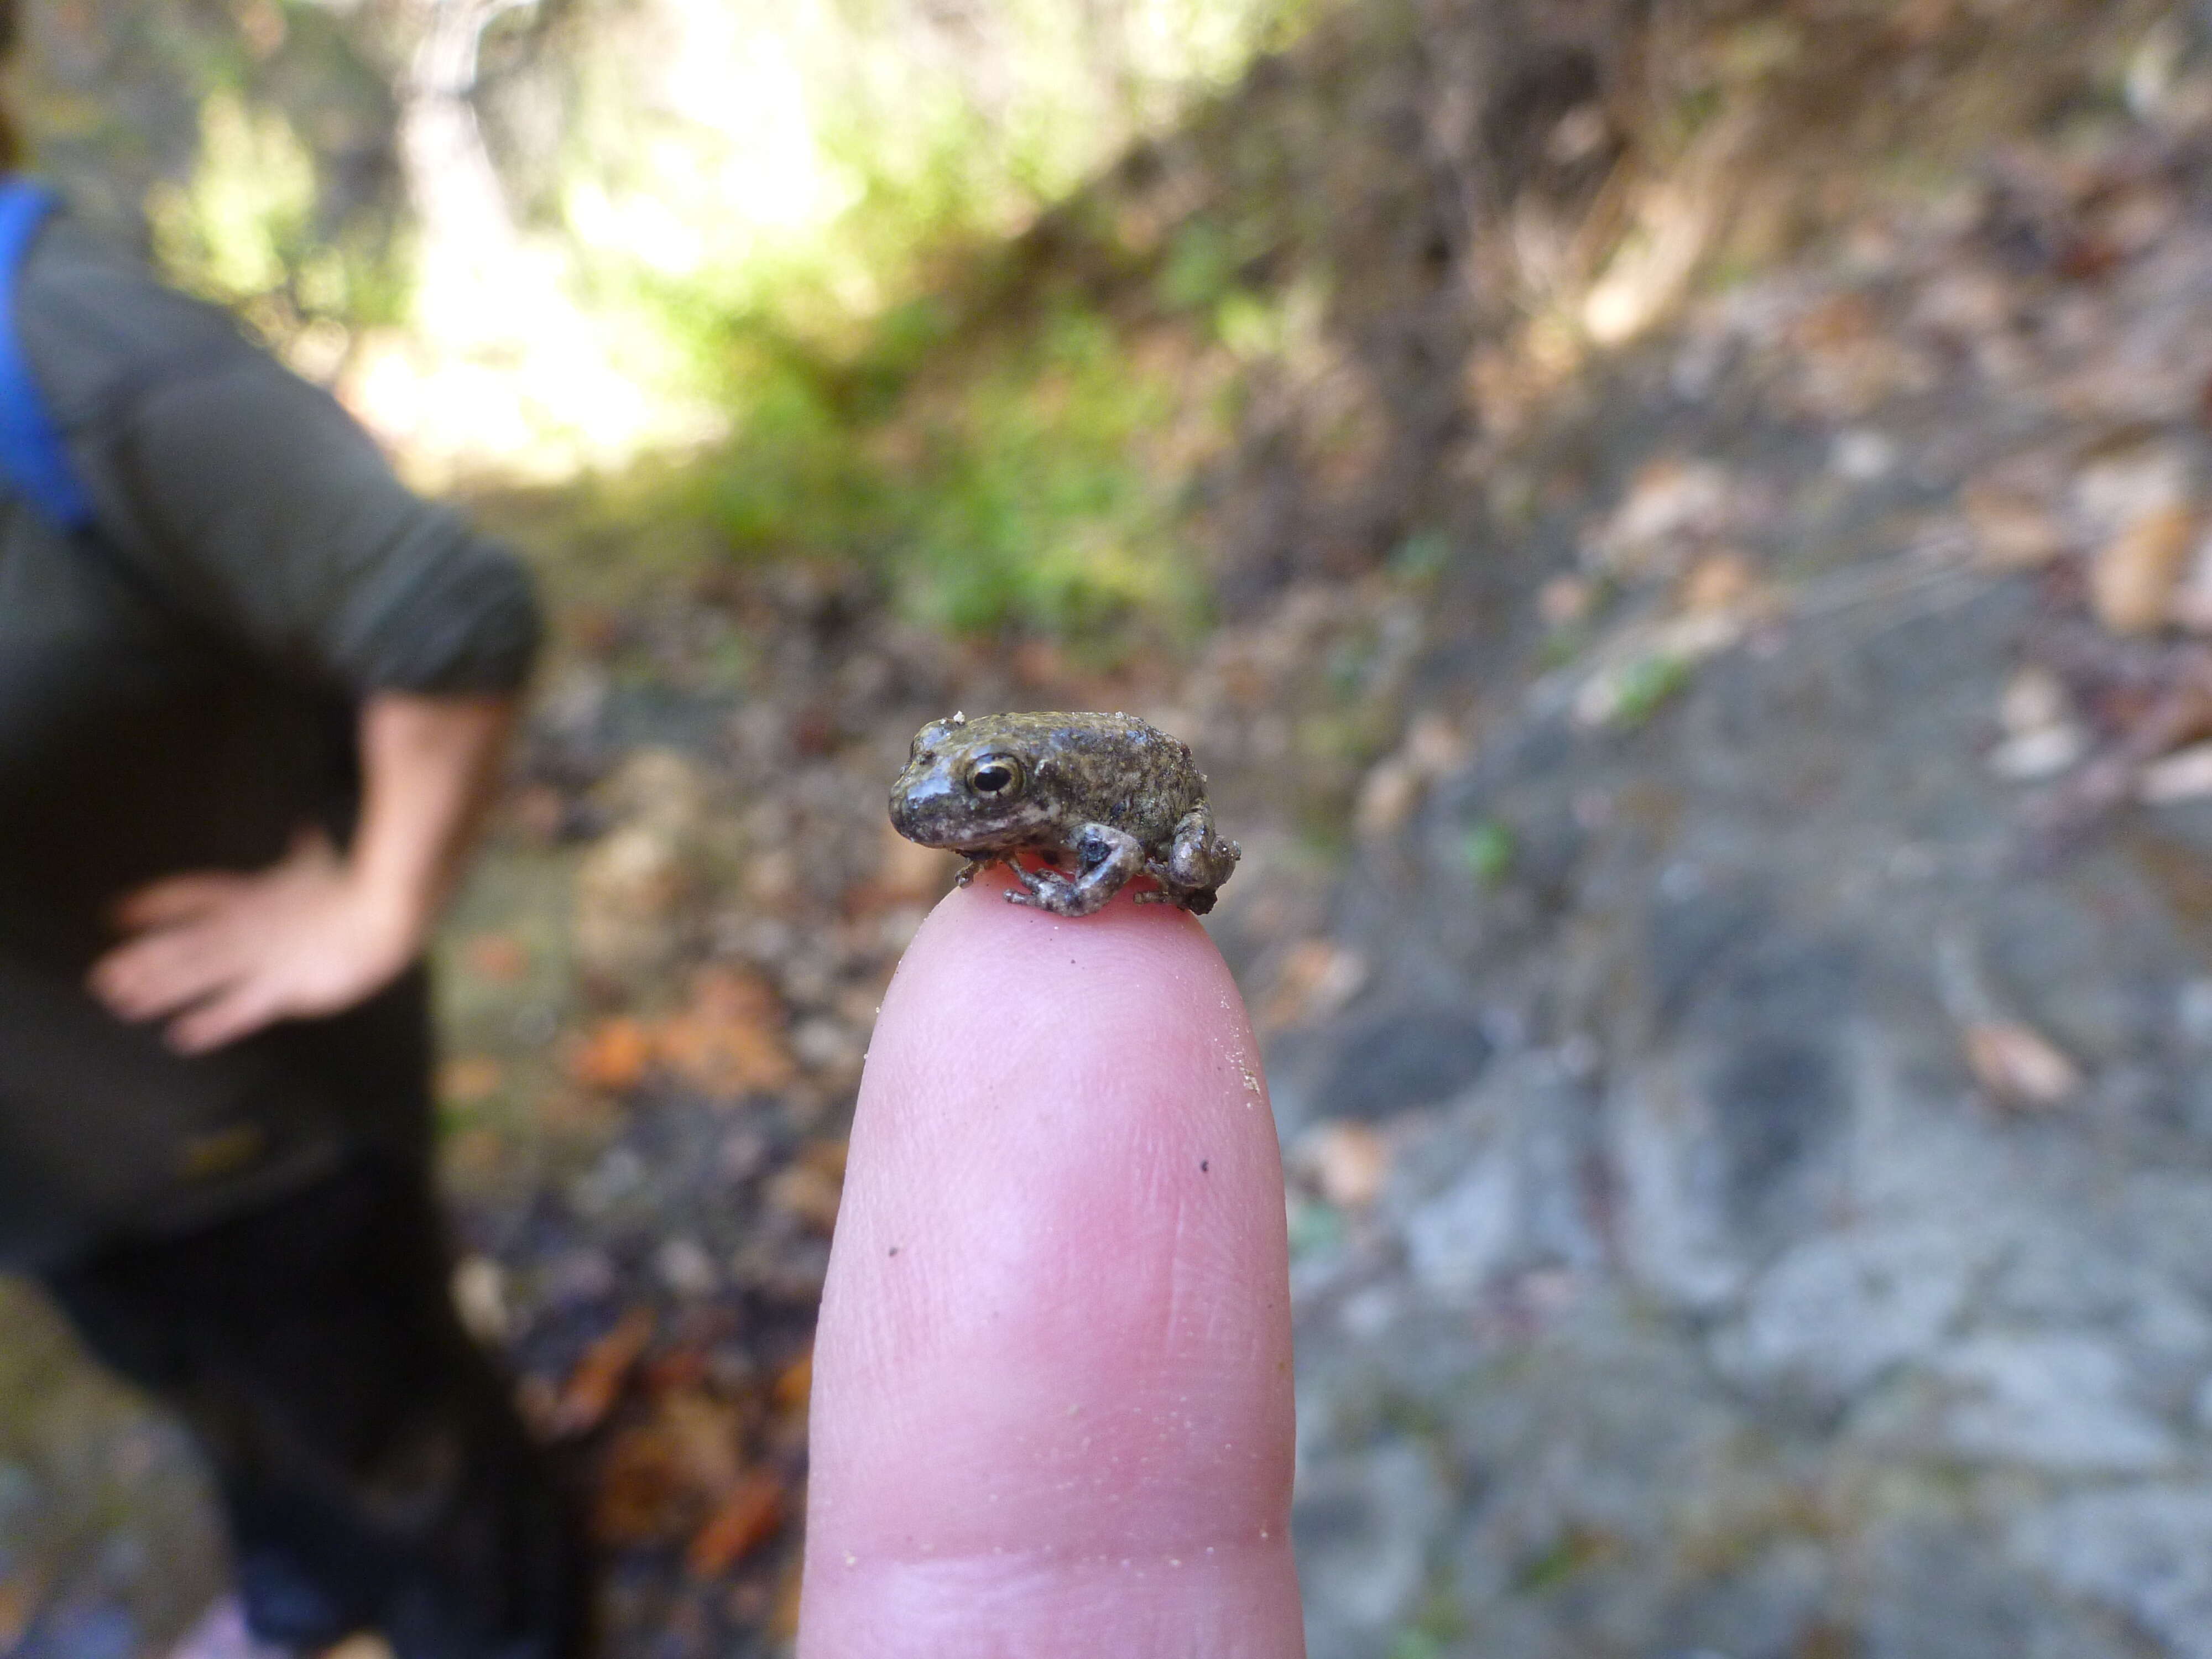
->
xmin=966 ymin=753 xmax=1025 ymax=799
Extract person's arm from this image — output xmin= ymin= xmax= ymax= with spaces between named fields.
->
xmin=88 ymin=692 xmax=517 ymax=1055
xmin=798 ymin=869 xmax=1305 ymax=1656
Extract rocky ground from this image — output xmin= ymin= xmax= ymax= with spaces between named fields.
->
xmin=25 ymin=4 xmax=2212 ymax=1659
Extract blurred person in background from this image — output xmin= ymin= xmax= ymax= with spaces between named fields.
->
xmin=0 ymin=5 xmax=592 ymax=1656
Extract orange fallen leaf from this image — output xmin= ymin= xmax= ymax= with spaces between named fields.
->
xmin=656 ymin=1387 xmax=746 ymax=1499
xmin=685 ymin=1471 xmax=786 ymax=1579
xmin=773 ymin=1347 xmax=813 ymax=1414
xmin=552 ymin=1306 xmax=654 ymax=1435
xmin=655 ymin=966 xmax=797 ymax=1098
xmin=571 ymin=1018 xmax=654 ymax=1092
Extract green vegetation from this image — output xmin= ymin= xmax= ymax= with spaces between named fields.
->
xmin=541 ymin=0 xmax=1322 ymax=648
xmin=706 ymin=297 xmax=1207 ymax=645
xmin=1460 ymin=821 xmax=1517 ymax=887
xmin=1607 ymin=653 xmax=1694 ymax=728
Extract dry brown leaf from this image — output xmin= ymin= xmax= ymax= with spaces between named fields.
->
xmin=863 ymin=819 xmax=958 ymax=910
xmin=685 ymin=1472 xmax=786 ymax=1579
xmin=1963 ymin=479 xmax=2068 ymax=570
xmin=1354 ymin=758 xmax=1425 ymax=839
xmin=575 ymin=822 xmax=693 ymax=980
xmin=461 ymin=933 xmax=530 ymax=982
xmin=1290 ymin=1119 xmax=1392 ymax=1209
xmin=1679 ymin=550 xmax=1757 ymax=614
xmin=656 ymin=1388 xmax=747 ymax=1498
xmin=2091 ymin=502 xmax=2197 ymax=634
xmin=767 ymin=1163 xmax=843 ymax=1233
xmin=594 ymin=1423 xmax=692 ymax=1546
xmin=1963 ymin=1020 xmax=2081 ymax=1110
xmin=1260 ymin=940 xmax=1371 ymax=1032
xmin=552 ymin=1306 xmax=655 ymax=1436
xmin=796 ymin=1138 xmax=849 ymax=1180
xmin=656 ymin=966 xmax=797 ymax=1098
xmin=437 ymin=1054 xmax=504 ymax=1105
xmin=771 ymin=1550 xmax=806 ymax=1641
xmin=570 ymin=1018 xmax=654 ymax=1093
xmin=0 ymin=1577 xmax=29 ymax=1651
xmin=773 ymin=1347 xmax=813 ymax=1414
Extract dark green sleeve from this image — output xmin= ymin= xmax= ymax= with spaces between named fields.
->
xmin=81 ymin=357 xmax=542 ymax=695
xmin=19 ymin=222 xmax=540 ymax=696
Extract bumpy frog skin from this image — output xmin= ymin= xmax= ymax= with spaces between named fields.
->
xmin=889 ymin=711 xmax=1241 ymax=917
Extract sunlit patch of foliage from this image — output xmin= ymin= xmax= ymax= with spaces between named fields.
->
xmin=706 ymin=297 xmax=1207 ymax=649
xmin=148 ymin=90 xmax=409 ymax=373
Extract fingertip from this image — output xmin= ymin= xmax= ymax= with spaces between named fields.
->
xmin=801 ymin=868 xmax=1300 ymax=1654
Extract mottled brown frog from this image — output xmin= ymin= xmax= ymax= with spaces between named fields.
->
xmin=888 ymin=711 xmax=1240 ymax=917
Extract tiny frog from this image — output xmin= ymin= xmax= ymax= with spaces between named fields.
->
xmin=889 ymin=710 xmax=1240 ymax=917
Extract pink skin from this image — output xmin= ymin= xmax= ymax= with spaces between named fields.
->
xmin=800 ymin=870 xmax=1305 ymax=1658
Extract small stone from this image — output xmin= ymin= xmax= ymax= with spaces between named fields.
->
xmin=1713 ymin=1223 xmax=1978 ymax=1402
xmin=1987 ymin=724 xmax=2087 ymax=781
xmin=2139 ymin=741 xmax=2212 ymax=804
xmin=1999 ymin=667 xmax=2073 ymax=737
xmin=1354 ymin=757 xmax=1425 ymax=839
xmin=791 ymin=1016 xmax=862 ymax=1077
xmin=656 ymin=1237 xmax=720 ymax=1299
xmin=1962 ymin=1020 xmax=2081 ymax=1110
xmin=1936 ymin=1332 xmax=2177 ymax=1473
xmin=2013 ymin=1485 xmax=2212 ymax=1658
xmin=1832 ymin=427 xmax=1898 ymax=480
xmin=1538 ymin=575 xmax=1594 ymax=627
xmin=451 ymin=1255 xmax=509 ymax=1345
xmin=1399 ymin=1154 xmax=1517 ymax=1298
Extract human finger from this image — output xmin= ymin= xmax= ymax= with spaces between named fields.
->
xmin=88 ymin=930 xmax=237 ymax=1022
xmin=109 ymin=872 xmax=244 ymax=932
xmin=164 ymin=977 xmax=286 ymax=1054
xmin=799 ymin=869 xmax=1303 ymax=1658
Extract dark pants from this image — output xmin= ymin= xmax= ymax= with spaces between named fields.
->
xmin=41 ymin=1154 xmax=593 ymax=1659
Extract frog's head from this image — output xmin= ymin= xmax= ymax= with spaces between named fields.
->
xmin=889 ymin=712 xmax=1060 ymax=851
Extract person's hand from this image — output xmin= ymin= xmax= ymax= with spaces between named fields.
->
xmin=799 ymin=868 xmax=1305 ymax=1657
xmin=87 ymin=828 xmax=419 ymax=1055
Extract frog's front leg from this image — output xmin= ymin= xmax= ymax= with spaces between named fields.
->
xmin=1003 ymin=825 xmax=1145 ymax=918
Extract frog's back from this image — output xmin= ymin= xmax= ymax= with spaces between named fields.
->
xmin=1004 ymin=711 xmax=1206 ymax=841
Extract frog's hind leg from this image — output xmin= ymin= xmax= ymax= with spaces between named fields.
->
xmin=1004 ymin=825 xmax=1144 ymax=918
xmin=1149 ymin=806 xmax=1241 ymax=910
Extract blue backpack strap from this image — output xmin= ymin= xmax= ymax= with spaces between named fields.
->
xmin=0 ymin=178 xmax=93 ymax=533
